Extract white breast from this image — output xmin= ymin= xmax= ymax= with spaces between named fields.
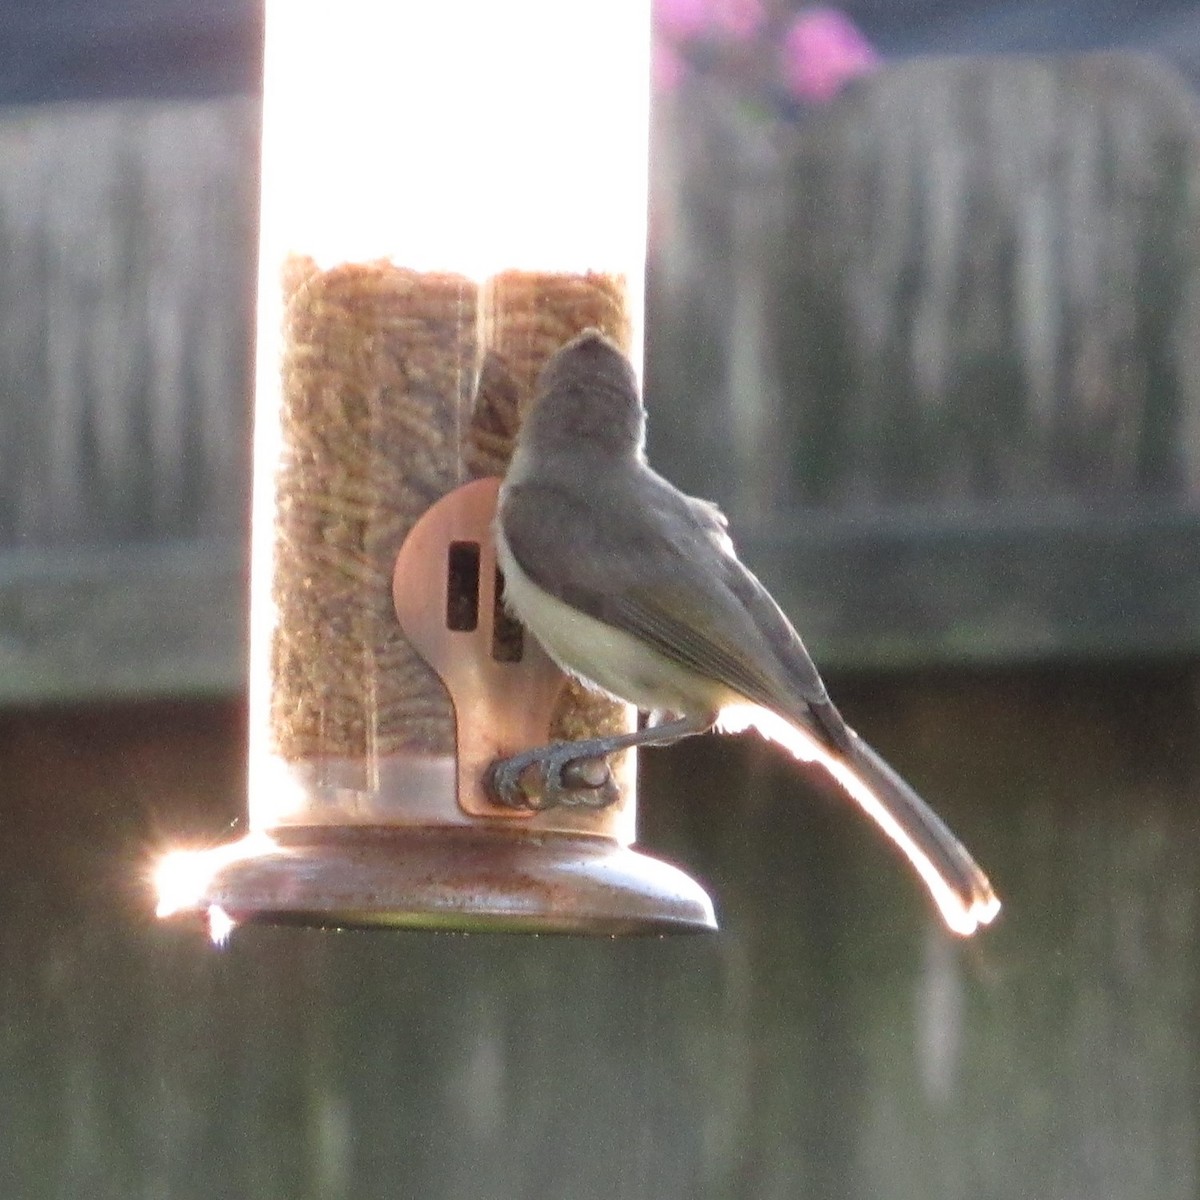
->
xmin=493 ymin=520 xmax=735 ymax=718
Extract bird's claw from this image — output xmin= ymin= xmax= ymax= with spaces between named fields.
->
xmin=486 ymin=743 xmax=619 ymax=811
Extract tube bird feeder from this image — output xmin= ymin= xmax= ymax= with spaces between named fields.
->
xmin=155 ymin=0 xmax=716 ymax=939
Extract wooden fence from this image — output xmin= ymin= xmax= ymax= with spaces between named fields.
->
xmin=1 ymin=53 xmax=1199 ymax=1200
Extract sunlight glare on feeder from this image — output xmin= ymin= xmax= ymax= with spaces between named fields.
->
xmin=153 ymin=832 xmax=282 ymax=921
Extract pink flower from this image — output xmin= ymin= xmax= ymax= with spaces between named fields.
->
xmin=782 ymin=7 xmax=879 ymax=102
xmin=654 ymin=0 xmax=765 ymax=43
xmin=653 ymin=41 xmax=689 ymax=92
xmin=655 ymin=0 xmax=713 ymax=40
xmin=710 ymin=0 xmax=765 ymax=40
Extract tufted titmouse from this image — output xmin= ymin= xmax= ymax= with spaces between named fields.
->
xmin=491 ymin=330 xmax=999 ymax=935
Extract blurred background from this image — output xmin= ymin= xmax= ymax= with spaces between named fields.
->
xmin=2 ymin=2 xmax=1200 ymax=1197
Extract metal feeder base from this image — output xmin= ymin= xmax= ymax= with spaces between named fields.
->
xmin=195 ymin=827 xmax=717 ymax=935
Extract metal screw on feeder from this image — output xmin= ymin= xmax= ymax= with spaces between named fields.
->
xmin=154 ymin=1 xmax=716 ymax=940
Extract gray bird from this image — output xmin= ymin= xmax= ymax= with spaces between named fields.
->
xmin=491 ymin=329 xmax=999 ymax=935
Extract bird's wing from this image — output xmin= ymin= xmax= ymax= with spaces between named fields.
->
xmin=500 ymin=479 xmax=832 ymax=722
xmin=675 ymin=486 xmax=833 ymax=719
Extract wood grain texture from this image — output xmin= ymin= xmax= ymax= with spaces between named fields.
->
xmin=650 ymin=53 xmax=1200 ymax=515
xmin=770 ymin=54 xmax=1200 ymax=510
xmin=737 ymin=502 xmax=1200 ymax=666
xmin=0 ymin=97 xmax=256 ymax=545
xmin=0 ymin=538 xmax=243 ymax=701
xmin=0 ymin=98 xmax=255 ymax=698
xmin=6 ymin=57 xmax=1200 ymax=700
xmin=1 ymin=668 xmax=1196 ymax=1198
xmin=644 ymin=662 xmax=1200 ymax=1200
xmin=646 ymin=53 xmax=1200 ymax=668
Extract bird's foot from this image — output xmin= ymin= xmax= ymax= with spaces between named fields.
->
xmin=486 ymin=740 xmax=620 ymax=811
xmin=485 ymin=713 xmax=716 ymax=811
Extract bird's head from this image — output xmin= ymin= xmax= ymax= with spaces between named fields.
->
xmin=520 ymin=329 xmax=646 ymax=462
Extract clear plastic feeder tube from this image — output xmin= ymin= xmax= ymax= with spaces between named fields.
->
xmin=249 ymin=1 xmax=652 ymax=839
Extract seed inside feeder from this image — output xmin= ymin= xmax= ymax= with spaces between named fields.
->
xmin=267 ymin=257 xmax=634 ymax=778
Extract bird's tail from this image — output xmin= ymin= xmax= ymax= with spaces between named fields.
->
xmin=718 ymin=703 xmax=1000 ymax=935
xmin=841 ymin=730 xmax=1000 ymax=935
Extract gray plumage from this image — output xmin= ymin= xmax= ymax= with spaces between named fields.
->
xmin=495 ymin=329 xmax=998 ymax=931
